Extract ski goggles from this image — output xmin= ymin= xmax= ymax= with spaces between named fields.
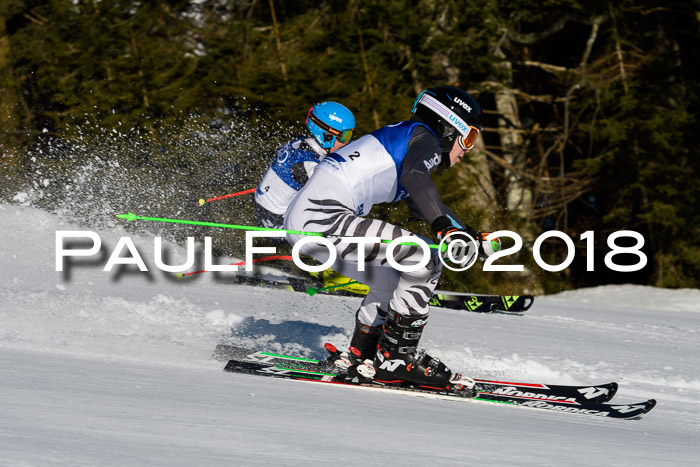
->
xmin=458 ymin=125 xmax=480 ymax=151
xmin=306 ymin=108 xmax=354 ymax=143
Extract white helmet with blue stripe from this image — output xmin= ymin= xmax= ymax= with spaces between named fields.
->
xmin=306 ymin=101 xmax=356 ymax=150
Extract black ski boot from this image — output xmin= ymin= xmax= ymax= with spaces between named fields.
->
xmin=374 ymin=308 xmax=475 ymax=391
xmin=332 ymin=314 xmax=380 ymax=379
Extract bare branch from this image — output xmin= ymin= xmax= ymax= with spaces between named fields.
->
xmin=580 ymin=15 xmax=605 ymax=73
xmin=520 ymin=61 xmax=569 ymax=74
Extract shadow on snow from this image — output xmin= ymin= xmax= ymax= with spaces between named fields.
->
xmin=226 ymin=316 xmax=348 ymax=359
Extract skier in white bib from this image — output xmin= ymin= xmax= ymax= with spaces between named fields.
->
xmin=254 ymin=101 xmax=355 ymax=230
xmin=254 ymin=101 xmax=368 ymax=293
xmin=285 ymin=86 xmax=499 ymax=390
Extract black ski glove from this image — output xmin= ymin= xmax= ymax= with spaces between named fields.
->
xmin=431 ymin=216 xmax=481 ymax=265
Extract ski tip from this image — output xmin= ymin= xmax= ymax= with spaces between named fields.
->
xmin=608 ymin=382 xmax=619 ymax=402
xmin=198 ymin=198 xmax=206 ymax=206
xmin=618 ymin=399 xmax=657 ymax=418
xmin=521 ymin=295 xmax=535 ymax=311
xmin=644 ymin=399 xmax=657 ymax=414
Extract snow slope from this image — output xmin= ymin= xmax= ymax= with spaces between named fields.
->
xmin=1 ymin=204 xmax=699 ymax=466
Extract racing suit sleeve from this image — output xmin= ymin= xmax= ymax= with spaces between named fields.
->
xmin=399 ymin=126 xmax=467 ymax=232
xmin=290 ymin=162 xmax=311 ymax=186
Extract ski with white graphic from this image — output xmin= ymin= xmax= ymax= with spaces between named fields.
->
xmin=229 ymin=274 xmax=533 ymax=313
xmin=221 ymin=358 xmax=656 ymax=419
xmin=473 ymin=378 xmax=618 ymax=405
xmin=213 ymin=344 xmax=617 ymax=404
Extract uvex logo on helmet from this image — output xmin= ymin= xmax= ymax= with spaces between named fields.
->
xmin=328 ymin=114 xmax=343 ymax=123
xmin=454 ymin=97 xmax=472 ymax=113
xmin=449 ymin=115 xmax=469 ymax=132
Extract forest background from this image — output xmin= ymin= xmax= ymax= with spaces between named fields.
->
xmin=1 ymin=0 xmax=698 ymax=294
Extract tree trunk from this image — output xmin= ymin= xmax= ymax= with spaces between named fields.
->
xmin=463 ymin=137 xmax=497 ymax=216
xmin=494 ymin=60 xmax=532 ymax=217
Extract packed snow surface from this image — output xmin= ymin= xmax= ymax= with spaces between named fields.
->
xmin=1 ymin=204 xmax=699 ymax=466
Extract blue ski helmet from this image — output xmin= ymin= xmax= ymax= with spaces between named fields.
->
xmin=305 ymin=101 xmax=355 ymax=150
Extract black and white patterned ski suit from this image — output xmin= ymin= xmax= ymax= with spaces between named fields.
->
xmin=285 ymin=121 xmax=467 ymax=328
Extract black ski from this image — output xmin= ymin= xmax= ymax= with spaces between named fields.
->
xmin=229 ymin=274 xmax=533 ymax=313
xmin=222 ymin=358 xmax=655 ymax=419
xmin=473 ymin=379 xmax=618 ymax=405
xmin=430 ymin=291 xmax=534 ymax=313
xmin=214 ymin=344 xmax=617 ymax=405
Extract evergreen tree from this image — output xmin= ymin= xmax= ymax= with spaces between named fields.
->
xmin=1 ymin=0 xmax=696 ymax=289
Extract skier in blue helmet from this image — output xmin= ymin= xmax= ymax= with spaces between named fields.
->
xmin=254 ymin=101 xmax=355 ymax=230
xmin=305 ymin=102 xmax=356 ymax=151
